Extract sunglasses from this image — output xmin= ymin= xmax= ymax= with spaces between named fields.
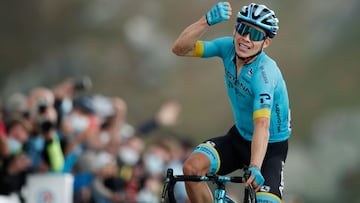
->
xmin=236 ymin=23 xmax=266 ymax=41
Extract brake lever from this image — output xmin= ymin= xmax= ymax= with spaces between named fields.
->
xmin=243 ymin=167 xmax=251 ymax=180
xmin=161 ymin=180 xmax=169 ymax=202
xmin=243 ymin=167 xmax=257 ymax=202
xmin=247 ymin=184 xmax=256 ymax=201
xmin=161 ymin=168 xmax=174 ymax=202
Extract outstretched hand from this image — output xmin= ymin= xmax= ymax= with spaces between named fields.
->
xmin=205 ymin=2 xmax=232 ymax=26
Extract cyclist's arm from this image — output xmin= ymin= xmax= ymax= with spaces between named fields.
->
xmin=172 ymin=15 xmax=210 ymax=57
xmin=250 ymin=103 xmax=271 ymax=171
xmin=247 ymin=116 xmax=270 ymax=192
xmin=250 ymin=117 xmax=270 ymax=169
xmin=250 ymin=63 xmax=275 ymax=169
xmin=172 ymin=2 xmax=232 ymax=57
xmin=248 ymin=63 xmax=276 ymax=189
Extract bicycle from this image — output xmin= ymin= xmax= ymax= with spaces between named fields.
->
xmin=161 ymin=168 xmax=257 ymax=203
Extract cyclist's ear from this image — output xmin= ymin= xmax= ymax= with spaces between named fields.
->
xmin=263 ymin=38 xmax=272 ymax=48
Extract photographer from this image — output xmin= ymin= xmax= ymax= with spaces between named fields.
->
xmin=24 ymin=88 xmax=65 ymax=173
xmin=37 ymin=106 xmax=64 ymax=172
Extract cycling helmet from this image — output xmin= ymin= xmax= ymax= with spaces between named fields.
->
xmin=237 ymin=3 xmax=279 ymax=38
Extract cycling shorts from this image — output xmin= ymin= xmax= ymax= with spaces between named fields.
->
xmin=195 ymin=125 xmax=288 ymax=199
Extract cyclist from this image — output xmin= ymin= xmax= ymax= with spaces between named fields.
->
xmin=172 ymin=2 xmax=291 ymax=203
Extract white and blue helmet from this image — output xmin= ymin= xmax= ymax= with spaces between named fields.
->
xmin=237 ymin=3 xmax=279 ymax=38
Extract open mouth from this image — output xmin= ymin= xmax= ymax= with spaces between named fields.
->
xmin=239 ymin=43 xmax=250 ymax=50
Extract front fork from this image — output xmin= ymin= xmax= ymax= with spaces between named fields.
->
xmin=214 ymin=188 xmax=227 ymax=203
xmin=214 ymin=185 xmax=237 ymax=203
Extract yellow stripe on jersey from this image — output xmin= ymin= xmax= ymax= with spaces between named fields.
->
xmin=253 ymin=109 xmax=271 ymax=119
xmin=192 ymin=40 xmax=204 ymax=57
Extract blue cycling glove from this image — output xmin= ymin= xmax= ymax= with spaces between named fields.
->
xmin=248 ymin=166 xmax=265 ymax=186
xmin=205 ymin=2 xmax=231 ymax=26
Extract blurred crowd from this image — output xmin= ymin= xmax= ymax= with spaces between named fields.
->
xmin=0 ymin=77 xmax=193 ymax=203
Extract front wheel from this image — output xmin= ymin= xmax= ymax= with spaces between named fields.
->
xmin=225 ymin=195 xmax=237 ymax=203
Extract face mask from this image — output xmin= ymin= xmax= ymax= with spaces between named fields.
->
xmin=144 ymin=153 xmax=164 ymax=175
xmin=66 ymin=113 xmax=89 ymax=135
xmin=118 ymin=146 xmax=140 ymax=166
xmin=61 ymin=97 xmax=73 ymax=115
xmin=8 ymin=137 xmax=22 ymax=154
xmin=99 ymin=131 xmax=110 ymax=144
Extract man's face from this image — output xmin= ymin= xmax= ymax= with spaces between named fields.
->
xmin=234 ymin=22 xmax=271 ymax=59
xmin=9 ymin=123 xmax=29 ymax=143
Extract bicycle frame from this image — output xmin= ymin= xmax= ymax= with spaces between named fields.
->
xmin=162 ymin=168 xmax=257 ymax=203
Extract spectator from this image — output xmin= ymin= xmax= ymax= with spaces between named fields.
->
xmin=23 ymin=86 xmax=64 ymax=173
xmin=0 ymin=115 xmax=32 ymax=202
xmin=0 ymin=78 xmax=187 ymax=203
xmin=62 ymin=95 xmax=101 ymax=173
xmin=118 ymin=135 xmax=146 ymax=202
xmin=160 ymin=134 xmax=189 ymax=203
xmin=136 ymin=139 xmax=170 ymax=203
xmin=137 ymin=100 xmax=181 ymax=135
xmin=0 ymin=101 xmax=8 ymax=157
xmin=95 ymin=96 xmax=129 ymax=155
xmin=52 ymin=76 xmax=92 ymax=128
xmin=0 ymin=135 xmax=8 ymax=158
xmin=3 ymin=93 xmax=28 ymax=121
xmin=91 ymin=152 xmax=126 ymax=203
xmin=0 ymin=153 xmax=32 ymax=202
xmin=38 ymin=107 xmax=64 ymax=172
xmin=5 ymin=115 xmax=31 ymax=155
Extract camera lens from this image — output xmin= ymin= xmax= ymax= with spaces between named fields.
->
xmin=37 ymin=98 xmax=48 ymax=114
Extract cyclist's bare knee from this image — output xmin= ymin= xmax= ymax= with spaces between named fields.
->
xmin=183 ymin=153 xmax=210 ymax=175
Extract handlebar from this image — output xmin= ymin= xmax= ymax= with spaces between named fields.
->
xmin=161 ymin=168 xmax=257 ymax=203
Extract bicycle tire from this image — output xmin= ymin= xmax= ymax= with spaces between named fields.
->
xmin=225 ymin=195 xmax=237 ymax=203
xmin=243 ymin=187 xmax=256 ymax=203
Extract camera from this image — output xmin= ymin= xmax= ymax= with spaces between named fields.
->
xmin=36 ymin=98 xmax=55 ymax=133
xmin=37 ymin=98 xmax=48 ymax=114
xmin=38 ymin=118 xmax=55 ymax=133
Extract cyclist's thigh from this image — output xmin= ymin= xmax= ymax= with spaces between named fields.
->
xmin=258 ymin=140 xmax=288 ymax=202
xmin=195 ymin=125 xmax=249 ymax=175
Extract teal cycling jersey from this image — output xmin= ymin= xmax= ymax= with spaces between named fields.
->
xmin=197 ymin=37 xmax=291 ymax=142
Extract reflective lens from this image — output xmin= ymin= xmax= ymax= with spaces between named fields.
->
xmin=236 ymin=23 xmax=266 ymax=41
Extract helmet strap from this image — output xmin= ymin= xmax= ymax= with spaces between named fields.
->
xmin=236 ymin=50 xmax=261 ymax=64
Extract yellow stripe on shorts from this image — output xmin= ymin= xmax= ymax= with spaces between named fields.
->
xmin=193 ymin=143 xmax=221 ymax=174
xmin=257 ymin=192 xmax=282 ymax=203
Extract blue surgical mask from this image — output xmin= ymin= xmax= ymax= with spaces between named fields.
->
xmin=118 ymin=146 xmax=140 ymax=166
xmin=144 ymin=153 xmax=164 ymax=175
xmin=8 ymin=137 xmax=22 ymax=154
xmin=66 ymin=113 xmax=89 ymax=135
xmin=61 ymin=97 xmax=73 ymax=115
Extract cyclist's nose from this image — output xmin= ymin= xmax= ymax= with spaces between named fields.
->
xmin=243 ymin=33 xmax=251 ymax=41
